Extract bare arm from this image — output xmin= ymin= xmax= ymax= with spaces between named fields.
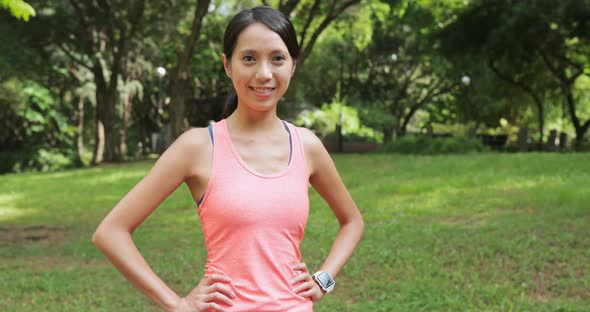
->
xmin=301 ymin=128 xmax=365 ymax=279
xmin=92 ymin=129 xmax=211 ymax=311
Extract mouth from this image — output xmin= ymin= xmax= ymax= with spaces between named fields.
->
xmin=249 ymin=87 xmax=276 ymax=94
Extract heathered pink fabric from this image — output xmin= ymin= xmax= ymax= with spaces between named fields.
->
xmin=197 ymin=119 xmax=313 ymax=311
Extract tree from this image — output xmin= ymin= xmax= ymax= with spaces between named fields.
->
xmin=39 ymin=0 xmax=148 ymax=163
xmin=352 ymin=1 xmax=458 ymax=142
xmin=167 ymin=0 xmax=211 ymax=141
xmin=263 ymin=0 xmax=364 ymax=67
xmin=440 ymin=0 xmax=590 ymax=148
xmin=67 ymin=65 xmax=95 ymax=164
xmin=23 ymin=1 xmax=204 ymax=162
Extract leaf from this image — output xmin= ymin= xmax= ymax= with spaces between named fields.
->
xmin=1 ymin=0 xmax=36 ymax=22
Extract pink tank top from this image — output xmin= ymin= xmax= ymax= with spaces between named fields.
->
xmin=197 ymin=119 xmax=313 ymax=311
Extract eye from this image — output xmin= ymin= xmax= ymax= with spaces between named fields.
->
xmin=242 ymin=55 xmax=255 ymax=63
xmin=272 ymin=55 xmax=287 ymax=63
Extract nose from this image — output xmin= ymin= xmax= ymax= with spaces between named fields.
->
xmin=255 ymin=62 xmax=272 ymax=81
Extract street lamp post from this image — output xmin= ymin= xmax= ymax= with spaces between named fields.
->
xmin=152 ymin=66 xmax=166 ymax=153
xmin=460 ymin=75 xmax=476 ymax=138
xmin=156 ymin=66 xmax=167 ymax=118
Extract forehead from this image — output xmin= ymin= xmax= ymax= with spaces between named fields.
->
xmin=235 ymin=22 xmax=289 ymax=53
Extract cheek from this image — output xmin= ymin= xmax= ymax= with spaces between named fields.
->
xmin=276 ymin=69 xmax=294 ymax=86
xmin=232 ymin=70 xmax=252 ymax=86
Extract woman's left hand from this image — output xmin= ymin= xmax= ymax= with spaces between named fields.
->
xmin=290 ymin=263 xmax=325 ymax=302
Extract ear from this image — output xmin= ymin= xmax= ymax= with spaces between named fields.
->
xmin=222 ymin=53 xmax=232 ymax=78
xmin=291 ymin=62 xmax=297 ymax=77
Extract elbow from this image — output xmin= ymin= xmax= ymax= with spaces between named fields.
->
xmin=341 ymin=212 xmax=365 ymax=237
xmin=357 ymin=217 xmax=365 ymax=237
xmin=92 ymin=223 xmax=131 ymax=250
xmin=353 ymin=210 xmax=365 ymax=238
xmin=91 ymin=226 xmax=105 ymax=248
xmin=92 ymin=223 xmax=115 ymax=249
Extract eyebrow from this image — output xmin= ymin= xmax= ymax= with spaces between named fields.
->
xmin=238 ymin=49 xmax=289 ymax=55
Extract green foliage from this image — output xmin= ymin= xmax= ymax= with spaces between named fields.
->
xmin=1 ymin=0 xmax=35 ymax=21
xmin=0 ymin=78 xmax=27 ymax=108
xmin=20 ymin=80 xmax=76 ymax=146
xmin=377 ymin=135 xmax=488 ymax=154
xmin=349 ymin=1 xmax=390 ymax=51
xmin=438 ymin=0 xmax=590 ymax=144
xmin=0 ymin=147 xmax=73 ymax=173
xmin=295 ymin=98 xmax=381 ymax=142
xmin=0 ymin=78 xmax=77 ymax=173
xmin=358 ymin=106 xmax=397 ymax=132
xmin=350 ymin=0 xmax=460 ymax=136
xmin=0 ymin=78 xmax=30 ymax=148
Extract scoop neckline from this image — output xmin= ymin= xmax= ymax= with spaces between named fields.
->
xmin=222 ymin=119 xmax=293 ymax=179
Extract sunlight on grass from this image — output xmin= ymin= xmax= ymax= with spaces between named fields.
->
xmin=0 ymin=206 xmax=37 ymax=221
xmin=89 ymin=170 xmax=147 ymax=184
xmin=0 ymin=193 xmax=37 ymax=221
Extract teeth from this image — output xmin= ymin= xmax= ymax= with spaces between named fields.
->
xmin=252 ymin=87 xmax=274 ymax=94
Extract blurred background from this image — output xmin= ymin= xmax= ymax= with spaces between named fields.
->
xmin=1 ymin=0 xmax=589 ymax=173
xmin=2 ymin=1 xmax=590 ymax=311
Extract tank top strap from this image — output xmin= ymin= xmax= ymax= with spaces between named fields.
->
xmin=210 ymin=119 xmax=236 ymax=167
xmin=282 ymin=121 xmax=309 ymax=178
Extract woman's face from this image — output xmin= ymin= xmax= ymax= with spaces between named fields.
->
xmin=222 ymin=22 xmax=296 ymax=114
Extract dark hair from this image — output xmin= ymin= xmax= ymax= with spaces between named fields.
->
xmin=221 ymin=6 xmax=300 ymax=119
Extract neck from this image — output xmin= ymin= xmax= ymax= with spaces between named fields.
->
xmin=227 ymin=105 xmax=281 ymax=133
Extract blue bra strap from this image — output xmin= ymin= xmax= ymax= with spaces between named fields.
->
xmin=208 ymin=124 xmax=214 ymax=145
xmin=281 ymin=120 xmax=292 ymax=164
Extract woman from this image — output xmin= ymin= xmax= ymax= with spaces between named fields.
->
xmin=92 ymin=6 xmax=364 ymax=312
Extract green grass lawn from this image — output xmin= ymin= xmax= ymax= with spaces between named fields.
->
xmin=1 ymin=153 xmax=589 ymax=311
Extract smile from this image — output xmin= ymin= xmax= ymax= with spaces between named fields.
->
xmin=250 ymin=87 xmax=275 ymax=94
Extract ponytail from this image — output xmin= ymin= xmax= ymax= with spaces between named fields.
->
xmin=221 ymin=89 xmax=238 ymax=119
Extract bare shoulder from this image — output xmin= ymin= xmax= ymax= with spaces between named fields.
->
xmin=156 ymin=127 xmax=212 ymax=175
xmin=296 ymin=126 xmax=324 ymax=154
xmin=296 ymin=126 xmax=330 ymax=176
xmin=165 ymin=127 xmax=211 ymax=157
xmin=175 ymin=127 xmax=211 ymax=150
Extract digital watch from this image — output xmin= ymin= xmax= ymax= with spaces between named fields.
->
xmin=312 ymin=270 xmax=335 ymax=293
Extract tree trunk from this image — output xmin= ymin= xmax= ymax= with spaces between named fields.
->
xmin=92 ymin=119 xmax=105 ymax=165
xmin=574 ymin=126 xmax=588 ymax=148
xmin=169 ymin=78 xmax=188 ymax=144
xmin=400 ymin=103 xmax=422 ymax=135
xmin=76 ymin=94 xmax=85 ymax=165
xmin=92 ymin=74 xmax=106 ymax=165
xmin=103 ymin=84 xmax=120 ymax=162
xmin=91 ymin=62 xmax=121 ymax=164
xmin=383 ymin=127 xmax=394 ymax=144
xmin=396 ymin=126 xmax=406 ymax=138
xmin=119 ymin=92 xmax=132 ymax=159
xmin=535 ymin=99 xmax=545 ymax=149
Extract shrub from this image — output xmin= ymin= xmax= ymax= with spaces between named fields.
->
xmin=295 ymin=100 xmax=382 ymax=143
xmin=377 ymin=135 xmax=488 ymax=155
xmin=323 ymin=131 xmax=381 ymax=143
xmin=0 ymin=147 xmax=74 ymax=174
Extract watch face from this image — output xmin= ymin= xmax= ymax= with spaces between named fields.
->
xmin=316 ymin=272 xmax=335 ymax=288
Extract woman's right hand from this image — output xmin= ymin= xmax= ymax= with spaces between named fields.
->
xmin=172 ymin=274 xmax=235 ymax=312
